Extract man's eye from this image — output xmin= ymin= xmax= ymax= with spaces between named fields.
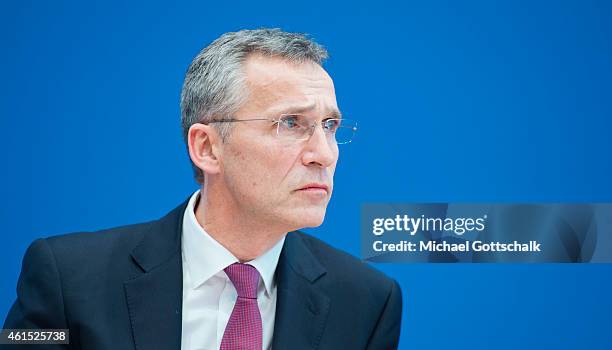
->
xmin=281 ymin=115 xmax=301 ymax=128
xmin=323 ymin=119 xmax=340 ymax=131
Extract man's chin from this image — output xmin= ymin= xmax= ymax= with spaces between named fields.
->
xmin=299 ymin=218 xmax=325 ymax=229
xmin=285 ymin=210 xmax=326 ymax=231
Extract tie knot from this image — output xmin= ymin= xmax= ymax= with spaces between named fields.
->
xmin=223 ymin=263 xmax=260 ymax=299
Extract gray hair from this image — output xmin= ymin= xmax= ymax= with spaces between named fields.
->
xmin=180 ymin=28 xmax=329 ymax=185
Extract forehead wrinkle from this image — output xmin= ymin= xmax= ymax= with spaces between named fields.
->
xmin=242 ymin=56 xmax=338 ymax=119
xmin=242 ymin=77 xmax=285 ymax=112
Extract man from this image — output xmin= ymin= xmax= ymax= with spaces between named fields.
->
xmin=3 ymin=28 xmax=402 ymax=349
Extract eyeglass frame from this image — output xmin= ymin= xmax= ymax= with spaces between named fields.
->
xmin=199 ymin=114 xmax=358 ymax=145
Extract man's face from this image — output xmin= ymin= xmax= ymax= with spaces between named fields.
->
xmin=218 ymin=54 xmax=340 ymax=232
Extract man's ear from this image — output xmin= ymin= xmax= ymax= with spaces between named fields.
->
xmin=188 ymin=123 xmax=222 ymax=175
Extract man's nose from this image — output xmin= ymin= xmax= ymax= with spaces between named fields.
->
xmin=301 ymin=124 xmax=337 ymax=167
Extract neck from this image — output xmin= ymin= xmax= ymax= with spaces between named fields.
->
xmin=194 ymin=186 xmax=287 ymax=262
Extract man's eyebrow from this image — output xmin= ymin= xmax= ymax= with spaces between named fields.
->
xmin=276 ymin=103 xmax=343 ymax=118
xmin=328 ymin=109 xmax=343 ymax=119
xmin=276 ymin=103 xmax=316 ymax=114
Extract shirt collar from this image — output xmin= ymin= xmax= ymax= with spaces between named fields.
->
xmin=181 ymin=190 xmax=286 ymax=296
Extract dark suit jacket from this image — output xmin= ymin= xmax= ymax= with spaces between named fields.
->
xmin=3 ymin=197 xmax=402 ymax=349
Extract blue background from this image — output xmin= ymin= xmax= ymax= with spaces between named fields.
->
xmin=2 ymin=0 xmax=611 ymax=349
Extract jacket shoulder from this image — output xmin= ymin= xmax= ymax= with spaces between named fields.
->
xmin=44 ymin=220 xmax=156 ymax=256
xmin=31 ymin=220 xmax=159 ymax=286
xmin=294 ymin=231 xmax=399 ymax=298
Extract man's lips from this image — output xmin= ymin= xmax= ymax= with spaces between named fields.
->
xmin=296 ymin=183 xmax=329 ymax=193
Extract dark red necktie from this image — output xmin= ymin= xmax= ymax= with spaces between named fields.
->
xmin=220 ymin=263 xmax=263 ymax=350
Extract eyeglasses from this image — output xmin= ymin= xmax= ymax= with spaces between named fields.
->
xmin=203 ymin=114 xmax=358 ymax=144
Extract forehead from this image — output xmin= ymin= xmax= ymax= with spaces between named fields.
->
xmin=240 ymin=54 xmax=338 ymax=115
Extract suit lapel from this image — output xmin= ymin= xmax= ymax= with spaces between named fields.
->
xmin=272 ymin=233 xmax=330 ymax=350
xmin=124 ymin=199 xmax=189 ymax=350
xmin=122 ymin=198 xmax=332 ymax=350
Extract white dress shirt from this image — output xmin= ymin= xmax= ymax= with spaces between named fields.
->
xmin=180 ymin=190 xmax=286 ymax=350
